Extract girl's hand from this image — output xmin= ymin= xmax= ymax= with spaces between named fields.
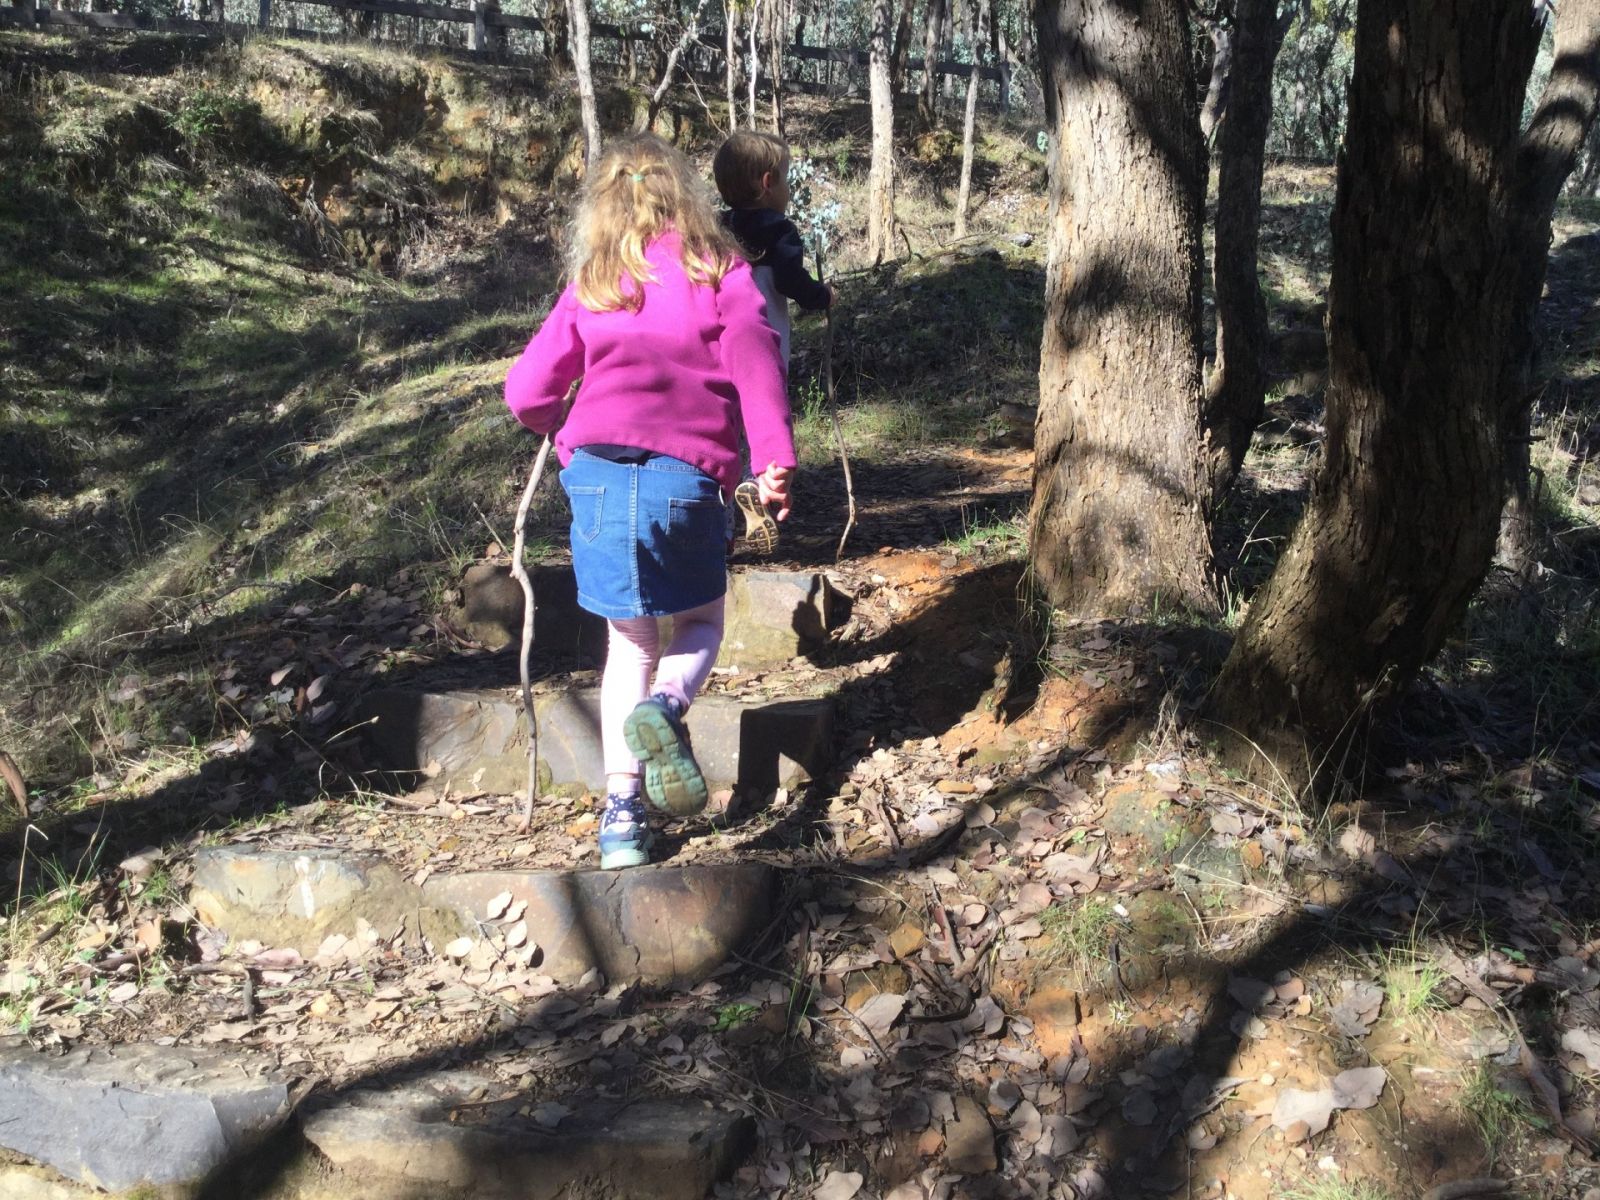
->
xmin=757 ymin=463 xmax=793 ymax=522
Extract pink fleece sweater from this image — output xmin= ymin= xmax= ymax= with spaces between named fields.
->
xmin=504 ymin=234 xmax=796 ymax=496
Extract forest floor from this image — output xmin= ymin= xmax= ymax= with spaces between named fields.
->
xmin=4 ymin=27 xmax=1600 ymax=1200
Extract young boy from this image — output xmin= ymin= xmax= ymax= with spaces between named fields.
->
xmin=713 ymin=130 xmax=835 ymax=556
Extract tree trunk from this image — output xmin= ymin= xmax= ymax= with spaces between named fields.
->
xmin=547 ymin=0 xmax=571 ymax=69
xmin=1205 ymin=0 xmax=1546 ymax=788
xmin=747 ymin=0 xmax=761 ymax=127
xmin=1202 ymin=0 xmax=1292 ymax=503
xmin=769 ymin=0 xmax=787 ymax=135
xmin=867 ymin=0 xmax=898 ymax=263
xmin=726 ymin=4 xmax=739 ymax=128
xmin=954 ymin=0 xmax=985 ymax=236
xmin=1498 ymin=0 xmax=1600 ymax=569
xmin=890 ymin=0 xmax=915 ymax=93
xmin=1197 ymin=23 xmax=1232 ymax=143
xmin=569 ymin=0 xmax=603 ymax=168
xmin=918 ymin=0 xmax=945 ymax=126
xmin=646 ymin=0 xmax=712 ymax=131
xmin=1030 ymin=0 xmax=1215 ymax=616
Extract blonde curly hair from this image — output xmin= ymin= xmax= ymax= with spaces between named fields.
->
xmin=569 ymin=133 xmax=742 ymax=313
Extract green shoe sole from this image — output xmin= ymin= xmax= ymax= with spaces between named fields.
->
xmin=623 ymin=701 xmax=709 ymax=817
xmin=599 ymin=844 xmax=650 ymax=870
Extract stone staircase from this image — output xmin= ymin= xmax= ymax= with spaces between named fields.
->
xmin=0 ymin=566 xmax=844 ymax=1199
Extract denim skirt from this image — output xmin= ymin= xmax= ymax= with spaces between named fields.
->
xmin=558 ymin=449 xmax=728 ymax=620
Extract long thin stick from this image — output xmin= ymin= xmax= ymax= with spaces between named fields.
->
xmin=815 ymin=239 xmax=856 ymax=561
xmin=510 ymin=435 xmax=556 ymax=832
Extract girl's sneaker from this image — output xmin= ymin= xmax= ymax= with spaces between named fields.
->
xmin=598 ymin=792 xmax=653 ymax=870
xmin=623 ymin=695 xmax=709 ymax=816
xmin=734 ymin=480 xmax=780 ymax=556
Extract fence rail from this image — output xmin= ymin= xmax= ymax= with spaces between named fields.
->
xmin=0 ymin=0 xmax=1010 ymax=107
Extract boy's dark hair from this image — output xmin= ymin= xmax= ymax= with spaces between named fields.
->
xmin=713 ymin=130 xmax=789 ymax=208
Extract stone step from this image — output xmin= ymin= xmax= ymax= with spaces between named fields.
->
xmin=0 ymin=1045 xmax=752 ymax=1199
xmin=190 ymin=848 xmax=775 ymax=987
xmin=456 ymin=562 xmax=847 ymax=671
xmin=353 ymin=684 xmax=833 ymax=797
xmin=0 ymin=1042 xmax=293 ymax=1195
xmin=300 ymin=1073 xmax=753 ymax=1200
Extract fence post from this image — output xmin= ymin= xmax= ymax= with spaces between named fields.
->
xmin=471 ymin=0 xmax=486 ymax=53
xmin=999 ymin=60 xmax=1010 ymax=111
xmin=257 ymin=0 xmax=269 ymax=27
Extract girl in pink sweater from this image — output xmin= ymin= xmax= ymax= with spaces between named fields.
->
xmin=505 ymin=133 xmax=796 ymax=870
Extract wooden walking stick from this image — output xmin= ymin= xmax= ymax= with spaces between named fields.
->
xmin=815 ymin=239 xmax=856 ymax=562
xmin=509 ymin=434 xmax=556 ymax=832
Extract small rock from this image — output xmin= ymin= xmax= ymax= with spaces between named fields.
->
xmin=944 ymin=1095 xmax=998 ymax=1175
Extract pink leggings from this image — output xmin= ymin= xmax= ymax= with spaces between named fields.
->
xmin=600 ymin=596 xmax=725 ymax=784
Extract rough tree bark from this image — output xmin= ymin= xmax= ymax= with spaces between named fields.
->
xmin=918 ymin=0 xmax=946 ymax=125
xmin=1197 ymin=22 xmax=1232 ymax=143
xmin=569 ymin=0 xmax=602 ymax=167
xmin=1029 ymin=0 xmax=1215 ymax=615
xmin=769 ymin=0 xmax=788 ymax=135
xmin=1206 ymin=0 xmax=1550 ymax=789
xmin=890 ymin=0 xmax=916 ymax=92
xmin=726 ymin=1 xmax=739 ymax=127
xmin=1498 ymin=0 xmax=1600 ymax=569
xmin=954 ymin=0 xmax=986 ymax=236
xmin=1202 ymin=0 xmax=1292 ymax=502
xmin=867 ymin=0 xmax=898 ymax=263
xmin=747 ymin=0 xmax=761 ymax=127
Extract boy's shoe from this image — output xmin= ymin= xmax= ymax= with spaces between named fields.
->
xmin=598 ymin=792 xmax=653 ymax=870
xmin=623 ymin=695 xmax=709 ymax=817
xmin=733 ymin=480 xmax=780 ymax=556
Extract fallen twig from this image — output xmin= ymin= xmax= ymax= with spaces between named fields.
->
xmin=510 ymin=435 xmax=557 ymax=833
xmin=815 ymin=240 xmax=856 ymax=562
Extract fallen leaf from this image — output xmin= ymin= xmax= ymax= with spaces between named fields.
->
xmin=1122 ymin=1089 xmax=1159 ymax=1126
xmin=857 ymin=992 xmax=907 ymax=1039
xmin=1562 ymin=1028 xmax=1600 ymax=1071
xmin=504 ymin=921 xmax=529 ymax=949
xmin=443 ymin=937 xmax=476 ymax=959
xmin=1016 ymin=882 xmax=1053 ymax=915
xmin=1330 ymin=1066 xmax=1386 ymax=1109
xmin=989 ymin=1079 xmax=1023 ymax=1112
xmin=814 ymin=1171 xmax=864 ymax=1200
xmin=1330 ymin=980 xmax=1384 ymax=1037
xmin=107 ymin=981 xmax=139 ymax=1004
xmin=1338 ymin=825 xmax=1377 ymax=859
xmin=485 ymin=892 xmax=513 ymax=920
xmin=1271 ymin=1086 xmax=1336 ymax=1139
xmin=1228 ymin=977 xmax=1276 ymax=1012
xmin=1011 ymin=1099 xmax=1043 ymax=1144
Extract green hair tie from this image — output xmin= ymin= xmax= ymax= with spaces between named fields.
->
xmin=630 ymin=172 xmax=646 ymax=182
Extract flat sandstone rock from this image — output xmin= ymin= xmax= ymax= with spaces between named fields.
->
xmin=301 ymin=1075 xmax=753 ymax=1200
xmin=191 ymin=846 xmax=774 ymax=986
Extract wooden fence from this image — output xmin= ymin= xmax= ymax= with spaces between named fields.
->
xmin=0 ymin=0 xmax=1010 ymax=107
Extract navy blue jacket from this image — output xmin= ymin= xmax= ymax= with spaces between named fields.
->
xmin=722 ymin=208 xmax=833 ymax=312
